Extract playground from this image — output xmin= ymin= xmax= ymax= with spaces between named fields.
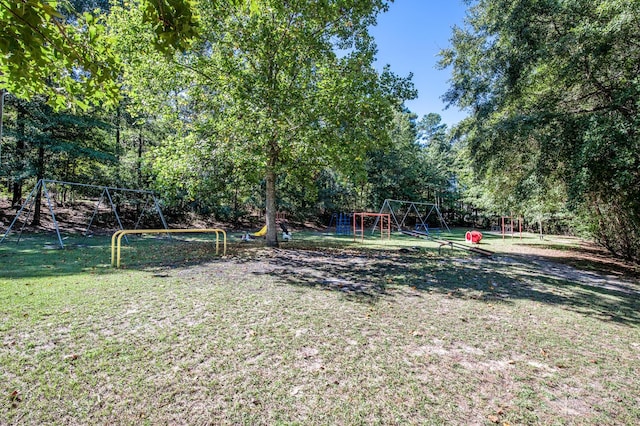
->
xmin=2 ymin=0 xmax=638 ymax=423
xmin=2 ymin=216 xmax=639 ymax=424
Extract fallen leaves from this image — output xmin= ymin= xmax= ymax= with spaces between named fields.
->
xmin=9 ymin=390 xmax=21 ymax=408
xmin=487 ymin=407 xmax=510 ymax=425
xmin=64 ymin=353 xmax=79 ymax=361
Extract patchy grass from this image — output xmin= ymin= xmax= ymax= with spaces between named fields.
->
xmin=1 ymin=232 xmax=639 ymax=424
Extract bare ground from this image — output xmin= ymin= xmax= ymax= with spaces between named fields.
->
xmin=2 ymin=238 xmax=640 ymax=424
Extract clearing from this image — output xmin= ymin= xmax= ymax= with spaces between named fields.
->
xmin=1 ymin=230 xmax=639 ymax=424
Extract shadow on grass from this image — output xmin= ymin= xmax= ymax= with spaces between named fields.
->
xmin=514 ymin=244 xmax=640 ymax=279
xmin=0 ymin=234 xmax=226 ymax=279
xmin=228 ymin=246 xmax=640 ymax=326
xmin=0 ymin=235 xmax=116 ymax=279
xmin=3 ymin=234 xmax=639 ymax=326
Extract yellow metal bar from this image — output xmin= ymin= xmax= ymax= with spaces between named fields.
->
xmin=110 ymin=230 xmax=125 ymax=266
xmin=111 ymin=228 xmax=227 ymax=268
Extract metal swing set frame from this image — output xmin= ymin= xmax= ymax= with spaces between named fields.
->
xmin=371 ymin=199 xmax=451 ymax=234
xmin=1 ymin=179 xmax=169 ymax=248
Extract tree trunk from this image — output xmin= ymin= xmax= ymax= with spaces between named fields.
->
xmin=31 ymin=145 xmax=45 ymax=226
xmin=115 ymin=106 xmax=121 ymax=156
xmin=265 ymin=168 xmax=279 ymax=247
xmin=11 ymin=108 xmax=26 ymax=208
xmin=538 ymin=219 xmax=544 ymax=239
xmin=137 ymin=129 xmax=144 ymax=187
xmin=233 ymin=183 xmax=239 ymax=224
xmin=11 ymin=180 xmax=22 ymax=208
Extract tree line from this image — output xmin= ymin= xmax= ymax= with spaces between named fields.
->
xmin=440 ymin=0 xmax=640 ymax=260
xmin=1 ymin=1 xmax=638 ymax=260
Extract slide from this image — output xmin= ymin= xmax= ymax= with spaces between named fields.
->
xmin=252 ymin=225 xmax=267 ymax=237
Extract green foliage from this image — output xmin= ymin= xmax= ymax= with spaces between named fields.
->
xmin=0 ymin=0 xmax=205 ymax=110
xmin=110 ymin=0 xmax=415 ymax=244
xmin=0 ymin=0 xmax=462 ymax=234
xmin=139 ymin=0 xmax=199 ymax=55
xmin=313 ymin=168 xmax=360 ymax=214
xmin=441 ymin=0 xmax=640 ymax=259
xmin=416 ymin=113 xmax=455 ymax=195
xmin=0 ymin=0 xmax=120 ymax=110
xmin=0 ymin=96 xmax=116 ymax=186
xmin=365 ymin=110 xmax=461 ymax=216
xmin=365 ymin=109 xmax=423 ymax=206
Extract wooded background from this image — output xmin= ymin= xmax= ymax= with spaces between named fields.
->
xmin=1 ymin=0 xmax=638 ymax=259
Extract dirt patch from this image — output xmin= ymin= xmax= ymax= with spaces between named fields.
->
xmin=3 ymin=236 xmax=640 ymax=424
xmin=0 ymin=197 xmax=234 ymax=236
xmin=499 ymin=235 xmax=640 ymax=279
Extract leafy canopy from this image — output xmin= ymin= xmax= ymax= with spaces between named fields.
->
xmin=0 ymin=0 xmax=202 ymax=110
xmin=440 ymin=0 xmax=640 ymax=258
xmin=112 ymin=0 xmax=415 ymax=245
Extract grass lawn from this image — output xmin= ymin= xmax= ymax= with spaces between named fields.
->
xmin=1 ymin=230 xmax=639 ymax=424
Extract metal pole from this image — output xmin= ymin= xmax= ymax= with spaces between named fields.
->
xmin=105 ymin=188 xmax=128 ymax=243
xmin=519 ymin=216 xmax=523 ymax=239
xmin=42 ymin=180 xmax=64 ymax=248
xmin=0 ymin=180 xmax=39 ymax=244
xmin=16 ymin=180 xmax=41 ymax=244
xmin=153 ymin=195 xmax=171 ymax=239
xmin=399 ymin=203 xmax=413 ymax=229
xmin=511 ymin=215 xmax=514 ymax=238
xmin=41 ymin=179 xmax=155 ymax=195
xmin=133 ymin=198 xmax=150 ymax=230
xmin=412 ymin=203 xmax=428 ymax=231
xmin=84 ymin=188 xmax=107 ymax=237
xmin=386 ymin=200 xmax=402 ymax=231
xmin=352 ymin=213 xmax=356 ymax=241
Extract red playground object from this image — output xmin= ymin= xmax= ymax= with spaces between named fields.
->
xmin=465 ymin=230 xmax=483 ymax=244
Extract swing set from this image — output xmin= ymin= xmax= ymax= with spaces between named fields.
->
xmin=0 ymin=179 xmax=169 ymax=248
xmin=372 ymin=199 xmax=451 ymax=234
xmin=501 ymin=215 xmax=523 ymax=239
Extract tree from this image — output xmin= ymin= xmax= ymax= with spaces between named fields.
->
xmin=205 ymin=1 xmax=414 ymax=246
xmin=1 ymin=96 xmax=115 ymax=221
xmin=0 ymin=0 xmax=200 ymax=109
xmin=416 ymin=113 xmax=454 ymax=203
xmin=112 ymin=0 xmax=415 ymax=246
xmin=365 ymin=109 xmax=422 ymax=206
xmin=440 ymin=0 xmax=640 ymax=259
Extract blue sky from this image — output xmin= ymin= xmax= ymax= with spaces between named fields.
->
xmin=369 ymin=0 xmax=469 ymax=127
